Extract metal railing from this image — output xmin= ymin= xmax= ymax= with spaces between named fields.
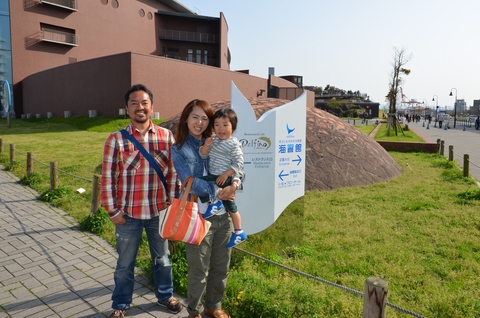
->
xmin=161 ymin=54 xmax=219 ymax=67
xmin=41 ymin=0 xmax=78 ymax=10
xmin=41 ymin=28 xmax=78 ymax=46
xmin=159 ymin=29 xmax=218 ymax=44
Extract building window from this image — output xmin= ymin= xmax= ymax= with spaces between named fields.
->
xmin=204 ymin=50 xmax=208 ymax=65
xmin=187 ymin=49 xmax=193 ymax=62
xmin=196 ymin=49 xmax=201 ymax=63
xmin=212 ymin=51 xmax=218 ymax=66
xmin=111 ymin=0 xmax=119 ymax=8
xmin=164 ymin=47 xmax=179 ymax=59
xmin=139 ymin=9 xmax=145 ymax=17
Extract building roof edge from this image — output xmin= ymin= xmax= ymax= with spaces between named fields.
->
xmin=158 ymin=0 xmax=195 ymax=14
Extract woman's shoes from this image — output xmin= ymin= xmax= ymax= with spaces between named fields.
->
xmin=204 ymin=308 xmax=231 ymax=318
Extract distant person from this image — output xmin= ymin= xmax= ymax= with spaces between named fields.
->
xmin=199 ymin=108 xmax=247 ymax=248
xmin=476 ymin=115 xmax=480 ymax=130
xmin=438 ymin=115 xmax=444 ymax=128
xmin=101 ymin=84 xmax=182 ymax=318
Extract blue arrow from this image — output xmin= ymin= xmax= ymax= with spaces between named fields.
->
xmin=278 ymin=170 xmax=289 ymax=181
xmin=292 ymin=155 xmax=302 ymax=166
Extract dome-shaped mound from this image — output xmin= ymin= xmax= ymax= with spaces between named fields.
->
xmin=160 ymin=98 xmax=402 ymax=191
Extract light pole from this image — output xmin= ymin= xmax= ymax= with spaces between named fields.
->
xmin=432 ymin=95 xmax=438 ymax=115
xmin=422 ymin=99 xmax=428 ymax=118
xmin=449 ymin=88 xmax=457 ymax=128
xmin=432 ymin=95 xmax=438 ymax=127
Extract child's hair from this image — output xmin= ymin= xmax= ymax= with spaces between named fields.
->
xmin=213 ymin=108 xmax=238 ymax=131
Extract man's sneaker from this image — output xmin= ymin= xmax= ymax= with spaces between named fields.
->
xmin=108 ymin=309 xmax=127 ymax=318
xmin=226 ymin=231 xmax=247 ymax=248
xmin=202 ymin=200 xmax=224 ymax=219
xmin=158 ymin=297 xmax=183 ymax=314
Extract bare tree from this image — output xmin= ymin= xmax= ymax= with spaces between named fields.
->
xmin=386 ymin=47 xmax=412 ymax=135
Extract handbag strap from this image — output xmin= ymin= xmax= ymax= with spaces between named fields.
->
xmin=179 ymin=176 xmax=194 ymax=203
xmin=176 ymin=176 xmax=194 ymax=213
xmin=182 ymin=176 xmax=197 ymax=203
xmin=171 ymin=176 xmax=195 ymax=235
xmin=120 ymin=129 xmax=168 ymax=191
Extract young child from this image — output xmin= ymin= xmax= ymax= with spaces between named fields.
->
xmin=199 ymin=108 xmax=247 ymax=248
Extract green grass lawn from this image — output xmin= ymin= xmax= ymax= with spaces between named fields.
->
xmin=374 ymin=122 xmax=425 ymax=142
xmin=353 ymin=120 xmax=425 ymax=142
xmin=1 ymin=117 xmax=479 ymax=317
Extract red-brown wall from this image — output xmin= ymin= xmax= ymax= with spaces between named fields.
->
xmin=219 ymin=12 xmax=229 ymax=69
xmin=22 ymin=53 xmax=131 ymax=118
xmin=22 ymin=52 xmax=268 ymax=119
xmin=11 ymin=0 xmax=173 ymax=85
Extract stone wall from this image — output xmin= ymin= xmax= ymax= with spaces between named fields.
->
xmin=376 ymin=141 xmax=437 ymax=153
xmin=368 ymin=123 xmax=437 ymax=153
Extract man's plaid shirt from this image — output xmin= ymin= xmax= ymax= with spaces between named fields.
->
xmin=101 ymin=122 xmax=180 ymax=219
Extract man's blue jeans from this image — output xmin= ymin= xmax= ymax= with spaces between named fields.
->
xmin=112 ymin=215 xmax=173 ymax=310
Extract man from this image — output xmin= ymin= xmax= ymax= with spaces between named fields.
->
xmin=438 ymin=114 xmax=444 ymax=129
xmin=101 ymin=84 xmax=182 ymax=318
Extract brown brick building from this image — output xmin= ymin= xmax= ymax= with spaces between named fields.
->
xmin=5 ymin=0 xmax=309 ymax=119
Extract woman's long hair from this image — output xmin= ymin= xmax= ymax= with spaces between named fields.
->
xmin=175 ymin=99 xmax=214 ymax=148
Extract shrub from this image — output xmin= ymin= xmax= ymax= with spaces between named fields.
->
xmin=80 ymin=209 xmax=112 ymax=235
xmin=19 ymin=172 xmax=48 ymax=187
xmin=39 ymin=185 xmax=75 ymax=203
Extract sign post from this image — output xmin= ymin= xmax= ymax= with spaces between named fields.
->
xmin=231 ymin=82 xmax=306 ymax=234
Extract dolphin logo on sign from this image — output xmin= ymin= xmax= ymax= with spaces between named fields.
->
xmin=231 ymin=82 xmax=306 ymax=234
xmin=286 ymin=124 xmax=295 ymax=134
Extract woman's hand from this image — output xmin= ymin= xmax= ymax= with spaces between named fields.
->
xmin=217 ymin=183 xmax=236 ymax=201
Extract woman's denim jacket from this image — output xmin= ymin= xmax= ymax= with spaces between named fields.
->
xmin=172 ymin=134 xmax=216 ymax=202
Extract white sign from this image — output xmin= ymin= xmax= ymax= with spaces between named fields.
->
xmin=231 ymin=82 xmax=306 ymax=234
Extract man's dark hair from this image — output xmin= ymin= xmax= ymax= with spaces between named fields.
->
xmin=124 ymin=84 xmax=154 ymax=105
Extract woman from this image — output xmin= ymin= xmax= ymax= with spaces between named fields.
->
xmin=171 ymin=100 xmax=239 ymax=318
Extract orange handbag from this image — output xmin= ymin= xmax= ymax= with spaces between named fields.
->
xmin=159 ymin=176 xmax=211 ymax=245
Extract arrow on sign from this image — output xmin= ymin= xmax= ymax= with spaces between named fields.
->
xmin=278 ymin=170 xmax=289 ymax=181
xmin=292 ymin=155 xmax=302 ymax=166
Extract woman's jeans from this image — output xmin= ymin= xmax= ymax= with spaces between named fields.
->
xmin=111 ymin=215 xmax=173 ymax=310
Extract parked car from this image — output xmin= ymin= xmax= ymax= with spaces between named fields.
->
xmin=468 ymin=115 xmax=478 ymax=122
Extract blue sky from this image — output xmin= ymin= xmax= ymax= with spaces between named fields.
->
xmin=179 ymin=0 xmax=480 ymax=110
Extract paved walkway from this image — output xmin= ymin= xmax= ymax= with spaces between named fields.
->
xmin=0 ymin=168 xmax=189 ymax=318
xmin=405 ymin=120 xmax=480 ymax=182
